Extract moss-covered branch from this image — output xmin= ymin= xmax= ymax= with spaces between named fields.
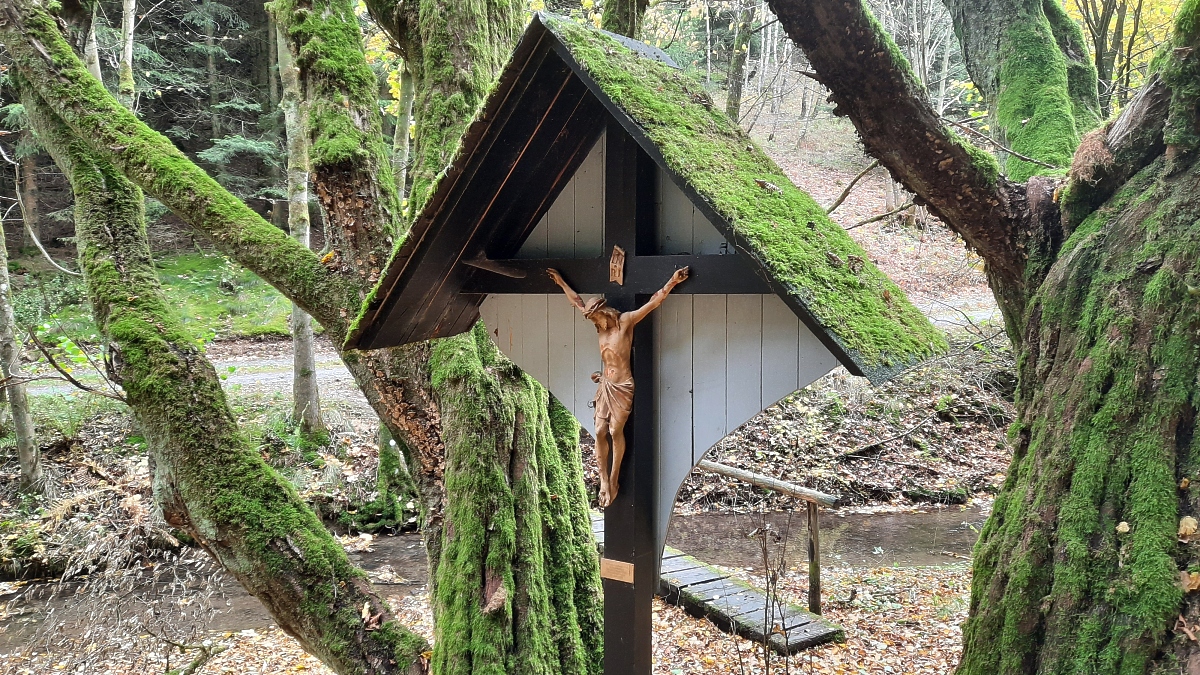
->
xmin=767 ymin=0 xmax=1032 ymax=322
xmin=943 ymin=0 xmax=1098 ymax=181
xmin=22 ymin=91 xmax=430 ymax=675
xmin=0 ymin=0 xmax=358 ymax=336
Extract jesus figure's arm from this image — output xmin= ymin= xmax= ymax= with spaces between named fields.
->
xmin=626 ymin=267 xmax=689 ymax=325
xmin=547 ymin=268 xmax=587 ymax=312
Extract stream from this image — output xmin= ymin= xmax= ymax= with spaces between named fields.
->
xmin=0 ymin=506 xmax=983 ymax=651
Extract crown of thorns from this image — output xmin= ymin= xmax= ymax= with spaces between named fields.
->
xmin=582 ymin=297 xmax=608 ymax=319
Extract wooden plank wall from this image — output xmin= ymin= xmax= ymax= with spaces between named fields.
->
xmin=517 ymin=131 xmax=606 ymax=259
xmin=498 ymin=159 xmax=838 ymax=557
xmin=657 ymin=170 xmax=733 ymax=255
xmin=480 ymin=292 xmax=838 ymax=554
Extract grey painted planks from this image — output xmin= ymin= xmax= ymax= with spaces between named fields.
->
xmin=490 ymin=158 xmax=839 ymax=565
xmin=656 ymin=168 xmax=733 ymax=255
xmin=519 ymin=132 xmax=606 ymax=260
xmin=483 ymin=291 xmax=837 ymax=558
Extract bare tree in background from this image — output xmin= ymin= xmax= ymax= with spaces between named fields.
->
xmin=276 ymin=25 xmax=323 ymax=436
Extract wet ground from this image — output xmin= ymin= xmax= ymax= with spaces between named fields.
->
xmin=665 ymin=505 xmax=986 ymax=570
xmin=0 ymin=506 xmax=983 ymax=651
xmin=0 ymin=533 xmax=429 ymax=650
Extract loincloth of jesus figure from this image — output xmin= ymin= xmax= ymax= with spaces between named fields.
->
xmin=548 ymin=265 xmax=689 ymax=507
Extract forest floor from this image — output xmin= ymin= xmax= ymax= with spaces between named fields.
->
xmin=0 ymin=115 xmax=1000 ymax=673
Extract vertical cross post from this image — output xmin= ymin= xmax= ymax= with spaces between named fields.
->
xmin=808 ymin=501 xmax=821 ymax=615
xmin=600 ymin=122 xmax=658 ymax=675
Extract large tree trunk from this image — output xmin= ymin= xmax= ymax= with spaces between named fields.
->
xmin=943 ymin=0 xmax=1099 ymax=180
xmin=276 ymin=24 xmax=323 ymax=436
xmin=601 ymin=0 xmax=648 ymax=38
xmin=768 ymin=0 xmax=1200 ymax=671
xmin=2 ymin=0 xmax=604 ymax=672
xmin=961 ymin=155 xmax=1196 ymax=673
xmin=21 ymin=89 xmax=431 ymax=675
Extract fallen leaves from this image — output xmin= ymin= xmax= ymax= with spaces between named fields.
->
xmin=1180 ymin=517 xmax=1198 ymax=540
xmin=1181 ymin=571 xmax=1200 ymax=593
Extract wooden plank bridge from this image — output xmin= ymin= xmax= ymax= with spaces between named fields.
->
xmin=591 ymin=514 xmax=843 ymax=654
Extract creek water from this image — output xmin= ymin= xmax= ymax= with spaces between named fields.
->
xmin=0 ymin=506 xmax=983 ymax=651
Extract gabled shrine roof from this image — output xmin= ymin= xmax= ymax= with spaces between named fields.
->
xmin=346 ymin=13 xmax=947 ymax=383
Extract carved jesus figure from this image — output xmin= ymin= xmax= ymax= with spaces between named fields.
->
xmin=548 ymin=266 xmax=690 ymax=507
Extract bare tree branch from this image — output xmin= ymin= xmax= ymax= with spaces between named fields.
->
xmin=826 ymin=159 xmax=880 ymax=214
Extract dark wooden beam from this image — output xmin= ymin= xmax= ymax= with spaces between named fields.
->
xmin=462 ymin=255 xmax=771 ymax=294
xmin=350 ymin=32 xmax=556 ymax=349
xmin=360 ymin=52 xmax=602 ymax=347
xmin=601 ymin=122 xmax=656 ymax=675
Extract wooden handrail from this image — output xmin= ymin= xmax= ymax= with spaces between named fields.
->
xmin=697 ymin=460 xmax=839 ymax=507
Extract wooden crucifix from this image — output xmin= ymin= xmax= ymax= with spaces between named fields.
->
xmin=548 ymin=264 xmax=689 ymax=507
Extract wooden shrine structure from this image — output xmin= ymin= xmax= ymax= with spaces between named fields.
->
xmin=346 ymin=13 xmax=943 ymax=674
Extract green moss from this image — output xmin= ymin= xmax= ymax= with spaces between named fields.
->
xmin=954 ymin=134 xmax=1002 ymax=187
xmin=1163 ymin=0 xmax=1200 ymax=154
xmin=1041 ymin=0 xmax=1102 ymax=132
xmin=406 ymin=1 xmax=524 ymax=216
xmin=542 ymin=16 xmax=945 ymax=378
xmin=995 ymin=17 xmax=1080 ymax=182
xmin=425 ymin=324 xmax=601 ymax=674
xmin=960 ymin=157 xmax=1200 ymax=673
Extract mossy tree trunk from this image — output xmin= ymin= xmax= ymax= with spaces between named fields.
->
xmin=20 ymin=86 xmax=431 ymax=675
xmin=601 ymin=0 xmax=648 ymax=38
xmin=2 ymin=0 xmax=603 ymax=672
xmin=725 ymin=3 xmax=755 ymax=122
xmin=770 ymin=0 xmax=1200 ymax=670
xmin=276 ymin=23 xmax=324 ymax=436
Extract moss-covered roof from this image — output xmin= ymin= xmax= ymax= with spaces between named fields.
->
xmin=349 ymin=13 xmax=945 ymax=383
xmin=539 ymin=14 xmax=945 ymax=380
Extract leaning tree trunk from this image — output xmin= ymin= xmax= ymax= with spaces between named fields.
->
xmin=1 ymin=0 xmax=605 ymax=672
xmin=21 ymin=87 xmax=431 ymax=675
xmin=276 ymin=24 xmax=323 ymax=436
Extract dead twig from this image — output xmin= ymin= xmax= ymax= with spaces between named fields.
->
xmin=941 ymin=116 xmax=1061 ymax=170
xmin=826 ymin=159 xmax=881 ymax=215
xmin=841 ymin=414 xmax=937 ymax=459
xmin=28 ymin=332 xmax=126 ymax=402
xmin=145 ymin=626 xmax=228 ymax=675
xmin=847 ymin=200 xmax=914 ymax=230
